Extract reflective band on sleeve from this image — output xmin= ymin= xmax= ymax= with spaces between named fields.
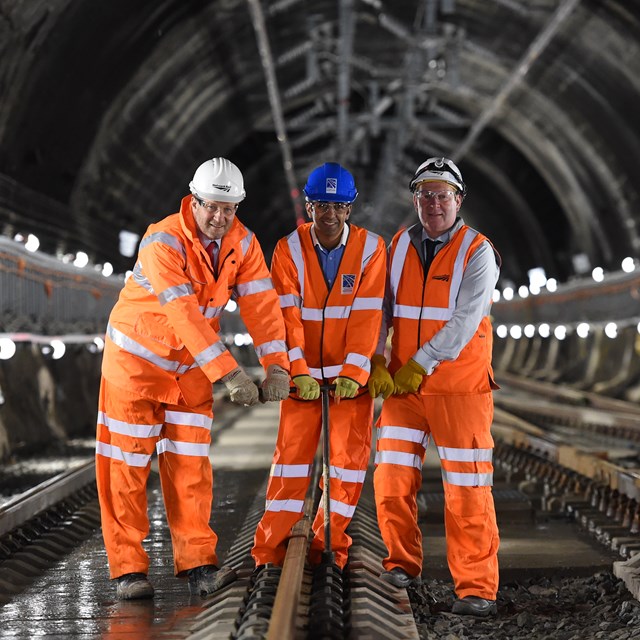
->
xmin=270 ymin=463 xmax=312 ymax=478
xmin=393 ymin=305 xmax=453 ymax=321
xmin=378 ymin=425 xmax=428 ymax=445
xmin=158 ymin=283 xmax=194 ymax=306
xmin=308 ymin=365 xmax=342 ymax=379
xmin=441 ymin=470 xmax=493 ymax=486
xmin=287 ymin=231 xmax=305 ymax=301
xmin=375 ymin=449 xmax=423 ymax=469
xmin=351 ymin=297 xmax=383 ymax=311
xmin=96 ymin=441 xmax=151 ymax=467
xmin=329 ymin=465 xmax=366 ymax=483
xmin=288 ymin=347 xmax=304 ymax=361
xmin=280 ymin=293 xmax=301 ymax=309
xmin=97 ymin=411 xmax=162 ymax=438
xmin=164 ymin=410 xmax=212 ymax=429
xmin=236 ymin=277 xmax=274 ymax=297
xmin=344 ymin=352 xmax=371 ymax=373
xmin=255 ymin=339 xmax=288 ymax=357
xmin=203 ymin=305 xmax=225 ymax=319
xmin=156 ymin=438 xmax=210 ymax=457
xmin=132 ymin=262 xmax=154 ymax=293
xmin=139 ymin=232 xmax=186 ymax=259
xmin=194 ymin=341 xmax=228 ymax=368
xmin=437 ymin=445 xmax=493 ymax=463
xmin=265 ymin=499 xmax=305 ymax=513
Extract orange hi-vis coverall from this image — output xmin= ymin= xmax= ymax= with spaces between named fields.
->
xmin=252 ymin=222 xmax=386 ymax=569
xmin=374 ymin=219 xmax=501 ymax=599
xmin=97 ymin=195 xmax=288 ymax=579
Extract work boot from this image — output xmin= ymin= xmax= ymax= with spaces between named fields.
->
xmin=379 ymin=567 xmax=422 ymax=588
xmin=187 ymin=564 xmax=237 ymax=597
xmin=116 ymin=572 xmax=154 ymax=600
xmin=451 ymin=596 xmax=497 ymax=617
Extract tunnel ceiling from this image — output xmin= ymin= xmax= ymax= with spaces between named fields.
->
xmin=1 ymin=0 xmax=640 ymax=286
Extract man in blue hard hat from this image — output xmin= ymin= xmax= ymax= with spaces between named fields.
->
xmin=252 ymin=162 xmax=387 ymax=571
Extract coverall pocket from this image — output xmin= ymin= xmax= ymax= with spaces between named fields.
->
xmin=444 ymin=484 xmax=491 ymax=518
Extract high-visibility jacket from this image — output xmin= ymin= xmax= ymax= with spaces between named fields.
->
xmin=272 ymin=222 xmax=386 ymax=387
xmin=102 ymin=195 xmax=288 ymax=407
xmin=387 ymin=222 xmax=497 ymax=395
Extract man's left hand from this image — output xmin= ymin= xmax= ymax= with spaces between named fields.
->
xmin=334 ymin=377 xmax=359 ymax=399
xmin=393 ymin=359 xmax=427 ymax=394
xmin=261 ymin=364 xmax=291 ymax=401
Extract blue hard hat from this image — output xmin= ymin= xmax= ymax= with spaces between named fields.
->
xmin=303 ymin=163 xmax=358 ymax=203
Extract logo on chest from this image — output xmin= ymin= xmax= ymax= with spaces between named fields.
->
xmin=341 ymin=273 xmax=356 ymax=294
xmin=432 ymin=274 xmax=450 ymax=282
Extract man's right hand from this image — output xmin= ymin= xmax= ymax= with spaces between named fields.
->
xmin=368 ymin=354 xmax=394 ymax=400
xmin=292 ymin=375 xmax=320 ymax=400
xmin=221 ymin=367 xmax=259 ymax=406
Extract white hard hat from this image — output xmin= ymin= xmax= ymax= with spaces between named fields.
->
xmin=410 ymin=157 xmax=466 ymax=196
xmin=189 ymin=157 xmax=246 ymax=203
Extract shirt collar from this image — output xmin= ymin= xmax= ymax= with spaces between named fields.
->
xmin=421 ymin=216 xmax=464 ymax=244
xmin=197 ymin=230 xmax=221 ymax=250
xmin=310 ymin=223 xmax=350 ymax=251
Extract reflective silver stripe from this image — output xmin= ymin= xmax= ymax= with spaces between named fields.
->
xmin=158 ymin=283 xmax=194 ymax=306
xmin=378 ymin=425 xmax=427 ymax=445
xmin=240 ymin=230 xmax=254 ymax=257
xmin=132 ymin=262 xmax=154 ymax=293
xmin=164 ymin=410 xmax=211 ymax=429
xmin=280 ymin=293 xmax=301 ymax=309
xmin=441 ymin=470 xmax=493 ymax=486
xmin=375 ymin=449 xmax=422 ymax=469
xmin=236 ymin=277 xmax=274 ymax=297
xmin=270 ymin=463 xmax=312 ymax=478
xmin=265 ymin=498 xmax=305 ymax=513
xmin=287 ymin=231 xmax=305 ymax=301
xmin=330 ymin=465 xmax=366 ymax=483
xmin=309 ymin=364 xmax=342 ymax=378
xmin=107 ymin=323 xmax=183 ymax=372
xmin=362 ymin=231 xmax=380 ymax=267
xmin=450 ymin=228 xmax=476 ymax=308
xmin=97 ymin=411 xmax=162 ymax=438
xmin=318 ymin=499 xmax=355 ymax=518
xmin=351 ymin=297 xmax=383 ymax=311
xmin=437 ymin=445 xmax=493 ymax=463
xmin=389 ymin=230 xmax=411 ymax=299
xmin=393 ymin=304 xmax=453 ymax=321
xmin=344 ymin=352 xmax=371 ymax=373
xmin=194 ymin=341 xmax=228 ymax=368
xmin=302 ymin=306 xmax=351 ymax=321
xmin=203 ymin=305 xmax=224 ymax=319
xmin=156 ymin=438 xmax=210 ymax=457
xmin=177 ymin=361 xmax=200 ymax=374
xmin=288 ymin=347 xmax=304 ymax=361
xmin=255 ymin=339 xmax=287 ymax=357
xmin=96 ymin=441 xmax=151 ymax=467
xmin=140 ymin=232 xmax=186 ymax=259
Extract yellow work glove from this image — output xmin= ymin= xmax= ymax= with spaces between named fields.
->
xmin=393 ymin=359 xmax=427 ymax=394
xmin=221 ymin=367 xmax=259 ymax=406
xmin=261 ymin=364 xmax=291 ymax=401
xmin=334 ymin=377 xmax=359 ymax=399
xmin=368 ymin=354 xmax=394 ymax=400
xmin=293 ymin=374 xmax=321 ymax=400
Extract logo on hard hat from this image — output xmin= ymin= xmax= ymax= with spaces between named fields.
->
xmin=212 ymin=183 xmax=231 ymax=192
xmin=326 ymin=178 xmax=337 ymax=194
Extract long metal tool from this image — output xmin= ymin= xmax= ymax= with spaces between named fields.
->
xmin=320 ymin=382 xmax=335 ymax=564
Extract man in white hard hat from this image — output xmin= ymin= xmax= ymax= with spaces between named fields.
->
xmin=369 ymin=157 xmax=502 ymax=617
xmin=96 ymin=157 xmax=290 ymax=600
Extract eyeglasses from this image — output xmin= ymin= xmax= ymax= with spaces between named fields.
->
xmin=311 ymin=201 xmax=351 ymax=214
xmin=195 ymin=197 xmax=238 ymax=216
xmin=415 ymin=190 xmax=457 ymax=203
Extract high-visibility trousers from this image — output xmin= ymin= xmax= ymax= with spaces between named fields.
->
xmin=252 ymin=392 xmax=373 ymax=569
xmin=373 ymin=392 xmax=499 ymax=599
xmin=96 ymin=377 xmax=217 ymax=579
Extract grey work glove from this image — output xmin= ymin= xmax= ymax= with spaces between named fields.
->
xmin=221 ymin=367 xmax=259 ymax=406
xmin=261 ymin=364 xmax=291 ymax=402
